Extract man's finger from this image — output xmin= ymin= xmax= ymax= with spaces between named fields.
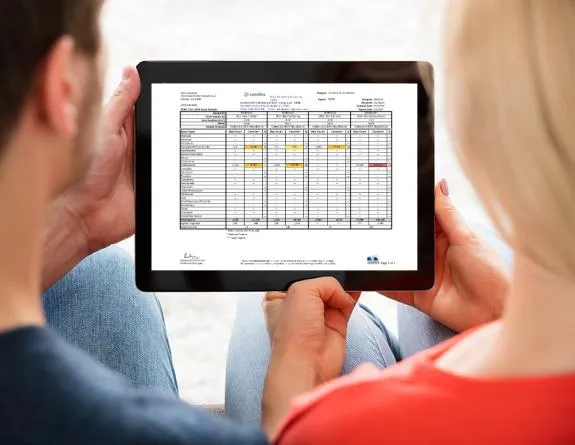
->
xmin=105 ymin=66 xmax=141 ymax=133
xmin=435 ymin=179 xmax=474 ymax=245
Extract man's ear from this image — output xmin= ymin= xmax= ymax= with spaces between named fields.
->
xmin=36 ymin=36 xmax=83 ymax=138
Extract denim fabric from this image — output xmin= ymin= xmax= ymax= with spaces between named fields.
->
xmin=225 ymin=296 xmax=400 ymax=426
xmin=0 ymin=246 xmax=268 ymax=445
xmin=43 ymin=246 xmax=178 ymax=395
xmin=225 ymin=226 xmax=514 ymax=425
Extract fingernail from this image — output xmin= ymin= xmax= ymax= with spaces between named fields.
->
xmin=440 ymin=179 xmax=449 ymax=196
xmin=122 ymin=67 xmax=132 ymax=80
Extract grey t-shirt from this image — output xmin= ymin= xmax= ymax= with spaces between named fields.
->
xmin=0 ymin=327 xmax=268 ymax=445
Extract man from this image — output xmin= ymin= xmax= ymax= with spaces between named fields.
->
xmin=0 ymin=1 xmax=271 ymax=443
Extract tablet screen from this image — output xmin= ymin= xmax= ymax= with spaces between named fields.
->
xmin=151 ymin=83 xmax=418 ymax=271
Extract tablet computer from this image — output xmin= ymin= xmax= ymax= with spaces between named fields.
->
xmin=135 ymin=61 xmax=434 ymax=292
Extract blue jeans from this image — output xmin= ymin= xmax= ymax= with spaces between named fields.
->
xmin=43 ymin=227 xmax=512 ymax=418
xmin=225 ymin=226 xmax=513 ymax=425
xmin=43 ymin=246 xmax=179 ymax=396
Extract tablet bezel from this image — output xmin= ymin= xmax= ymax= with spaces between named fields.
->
xmin=135 ymin=61 xmax=434 ymax=292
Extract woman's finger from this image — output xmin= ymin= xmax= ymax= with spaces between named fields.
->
xmin=348 ymin=291 xmax=362 ymax=301
xmin=435 ymin=179 xmax=474 ymax=245
xmin=288 ymin=277 xmax=358 ymax=320
xmin=264 ymin=291 xmax=286 ymax=302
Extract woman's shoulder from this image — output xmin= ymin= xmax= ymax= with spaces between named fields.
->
xmin=275 ymin=327 xmax=575 ymax=445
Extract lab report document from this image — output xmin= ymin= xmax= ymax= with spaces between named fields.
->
xmin=151 ymin=83 xmax=418 ymax=271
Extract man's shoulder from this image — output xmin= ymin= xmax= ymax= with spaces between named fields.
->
xmin=0 ymin=326 xmax=268 ymax=445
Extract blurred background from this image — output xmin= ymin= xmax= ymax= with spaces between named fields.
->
xmin=102 ymin=0 xmax=491 ymax=404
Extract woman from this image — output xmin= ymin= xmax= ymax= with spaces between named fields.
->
xmin=226 ymin=1 xmax=575 ymax=443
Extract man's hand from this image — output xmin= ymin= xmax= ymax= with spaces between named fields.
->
xmin=42 ymin=67 xmax=141 ymax=289
xmin=382 ymin=180 xmax=511 ymax=332
xmin=65 ymin=66 xmax=141 ymax=253
xmin=262 ymin=278 xmax=359 ymax=437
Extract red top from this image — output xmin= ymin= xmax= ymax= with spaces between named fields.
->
xmin=275 ymin=331 xmax=575 ymax=444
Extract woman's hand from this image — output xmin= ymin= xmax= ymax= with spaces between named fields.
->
xmin=383 ymin=180 xmax=511 ymax=332
xmin=262 ymin=278 xmax=359 ymax=437
xmin=264 ymin=277 xmax=358 ymax=382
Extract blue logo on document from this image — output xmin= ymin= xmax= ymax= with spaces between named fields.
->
xmin=244 ymin=92 xmax=266 ymax=97
xmin=367 ymin=256 xmax=380 ymax=265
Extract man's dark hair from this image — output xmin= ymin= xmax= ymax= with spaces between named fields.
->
xmin=0 ymin=0 xmax=103 ymax=149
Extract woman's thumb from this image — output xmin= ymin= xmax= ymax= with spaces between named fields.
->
xmin=435 ymin=179 xmax=473 ymax=245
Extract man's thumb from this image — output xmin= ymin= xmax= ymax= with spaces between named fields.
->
xmin=105 ymin=66 xmax=141 ymax=133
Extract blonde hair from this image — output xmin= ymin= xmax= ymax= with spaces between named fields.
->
xmin=444 ymin=0 xmax=575 ymax=278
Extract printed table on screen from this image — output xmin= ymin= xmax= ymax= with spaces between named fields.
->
xmin=180 ymin=111 xmax=392 ymax=230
